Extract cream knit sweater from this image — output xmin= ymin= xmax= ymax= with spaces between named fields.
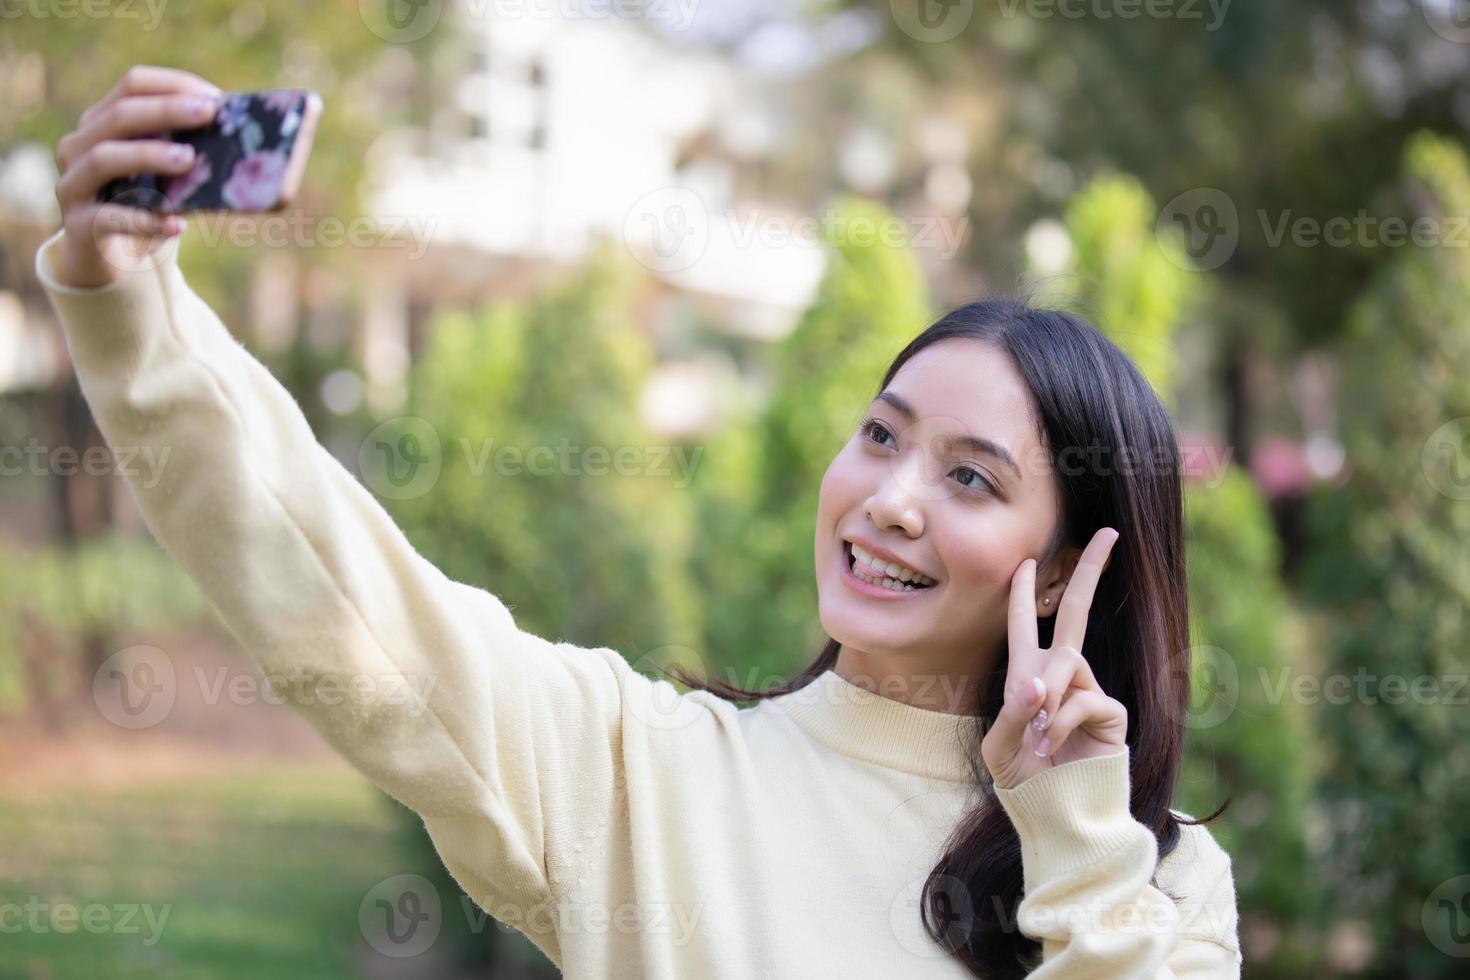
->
xmin=36 ymin=227 xmax=1242 ymax=978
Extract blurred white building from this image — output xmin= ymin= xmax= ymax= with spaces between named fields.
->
xmin=355 ymin=4 xmax=827 ymax=426
xmin=0 ymin=9 xmax=831 ymax=435
xmin=0 ymin=142 xmax=65 ymax=394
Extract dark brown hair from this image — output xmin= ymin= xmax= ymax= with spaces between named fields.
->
xmin=667 ymin=299 xmax=1228 ymax=977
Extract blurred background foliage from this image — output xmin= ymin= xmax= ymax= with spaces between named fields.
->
xmin=4 ymin=1 xmax=1470 ymax=977
xmin=1037 ymin=171 xmax=1319 ymax=969
xmin=1300 ymin=130 xmax=1470 ymax=976
xmin=688 ymin=196 xmax=935 ymax=690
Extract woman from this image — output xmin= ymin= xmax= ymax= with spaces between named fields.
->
xmin=39 ymin=65 xmax=1241 ymax=978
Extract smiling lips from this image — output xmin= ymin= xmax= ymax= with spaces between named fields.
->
xmin=844 ymin=540 xmax=938 ymax=591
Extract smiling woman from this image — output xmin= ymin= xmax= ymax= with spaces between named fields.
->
xmin=670 ymin=299 xmax=1241 ymax=977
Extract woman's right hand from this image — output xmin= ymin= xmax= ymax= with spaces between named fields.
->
xmin=51 ymin=65 xmax=223 ymax=289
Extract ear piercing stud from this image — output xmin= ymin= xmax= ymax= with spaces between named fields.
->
xmin=1042 ymin=597 xmax=1051 ymax=606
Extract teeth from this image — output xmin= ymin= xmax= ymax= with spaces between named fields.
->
xmin=849 ymin=542 xmax=937 ymax=588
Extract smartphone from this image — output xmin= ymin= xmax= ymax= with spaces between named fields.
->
xmin=96 ymin=88 xmax=323 ymax=214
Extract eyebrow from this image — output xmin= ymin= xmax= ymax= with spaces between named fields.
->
xmin=875 ymin=390 xmax=1022 ymax=479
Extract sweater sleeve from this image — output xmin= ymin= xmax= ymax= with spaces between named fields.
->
xmin=992 ymin=746 xmax=1243 ymax=978
xmin=33 ymin=227 xmax=658 ymax=964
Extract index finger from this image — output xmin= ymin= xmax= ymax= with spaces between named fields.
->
xmin=88 ymin=65 xmax=221 ymax=121
xmin=1051 ymin=527 xmax=1120 ymax=652
xmin=1007 ymin=557 xmax=1039 ymax=655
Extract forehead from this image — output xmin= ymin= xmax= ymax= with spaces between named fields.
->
xmin=882 ymin=339 xmax=1042 ymax=457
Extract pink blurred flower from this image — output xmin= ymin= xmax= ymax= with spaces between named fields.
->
xmin=1179 ymin=433 xmax=1232 ymax=486
xmin=221 ymin=149 xmax=289 ymax=210
xmin=1250 ymin=437 xmax=1314 ymax=499
xmin=262 ymin=89 xmax=303 ymax=116
xmin=217 ymin=93 xmax=251 ymax=136
xmin=164 ymin=153 xmax=212 ymax=209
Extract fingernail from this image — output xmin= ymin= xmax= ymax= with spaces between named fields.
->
xmin=1030 ymin=707 xmax=1048 ymax=732
xmin=1026 ymin=677 xmax=1043 ymax=705
xmin=189 ymin=95 xmax=217 ymax=117
xmin=1034 ymin=736 xmax=1052 ymax=757
xmin=167 ymin=143 xmax=193 ymax=162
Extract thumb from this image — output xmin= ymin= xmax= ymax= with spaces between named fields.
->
xmin=991 ymin=675 xmax=1045 ymax=759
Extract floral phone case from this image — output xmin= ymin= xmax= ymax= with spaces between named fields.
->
xmin=96 ymin=88 xmax=322 ymax=214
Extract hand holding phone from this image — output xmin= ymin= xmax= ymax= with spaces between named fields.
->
xmin=96 ymin=87 xmax=322 ymax=215
xmin=48 ymin=65 xmax=323 ymax=289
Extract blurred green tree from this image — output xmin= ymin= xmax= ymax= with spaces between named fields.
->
xmin=687 ymin=196 xmax=933 ymax=688
xmin=1300 ymin=130 xmax=1470 ymax=978
xmin=382 ymin=241 xmax=701 ymax=974
xmin=0 ymin=536 xmax=208 ymax=723
xmin=1037 ymin=173 xmax=1317 ymax=973
xmin=840 ymin=1 xmax=1470 ymax=463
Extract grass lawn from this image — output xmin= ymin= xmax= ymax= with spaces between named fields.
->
xmin=0 ymin=761 xmax=416 ymax=980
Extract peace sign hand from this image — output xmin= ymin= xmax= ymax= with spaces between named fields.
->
xmin=981 ymin=527 xmax=1128 ymax=791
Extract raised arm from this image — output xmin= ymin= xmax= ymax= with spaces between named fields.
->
xmin=38 ymin=65 xmax=658 ymax=967
xmin=992 ymin=748 xmax=1244 ymax=978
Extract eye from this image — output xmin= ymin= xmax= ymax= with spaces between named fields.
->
xmin=860 ymin=417 xmax=896 ymax=448
xmin=862 ymin=418 xmax=997 ymax=497
xmin=953 ymin=465 xmax=997 ymax=496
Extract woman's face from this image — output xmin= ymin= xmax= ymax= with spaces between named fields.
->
xmin=815 ymin=337 xmax=1076 ymax=687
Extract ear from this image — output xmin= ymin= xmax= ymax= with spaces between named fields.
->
xmin=1036 ymin=539 xmax=1117 ymax=617
xmin=1035 ymin=544 xmax=1083 ymax=618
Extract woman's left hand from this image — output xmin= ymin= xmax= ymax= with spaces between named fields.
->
xmin=982 ymin=527 xmax=1129 ymax=791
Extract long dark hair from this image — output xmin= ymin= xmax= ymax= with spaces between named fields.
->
xmin=667 ymin=298 xmax=1229 ymax=977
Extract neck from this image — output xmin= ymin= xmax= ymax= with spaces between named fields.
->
xmin=833 ymin=643 xmax=998 ymax=716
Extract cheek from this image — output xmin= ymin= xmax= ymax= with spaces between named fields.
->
xmin=818 ymin=446 xmax=863 ymax=514
xmin=940 ymin=520 xmax=1030 ymax=594
xmin=814 ymin=456 xmax=848 ymax=552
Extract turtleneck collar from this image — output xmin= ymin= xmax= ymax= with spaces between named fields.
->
xmin=767 ymin=669 xmax=991 ymax=785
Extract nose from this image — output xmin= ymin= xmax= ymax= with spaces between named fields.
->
xmin=864 ymin=452 xmax=928 ymax=537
